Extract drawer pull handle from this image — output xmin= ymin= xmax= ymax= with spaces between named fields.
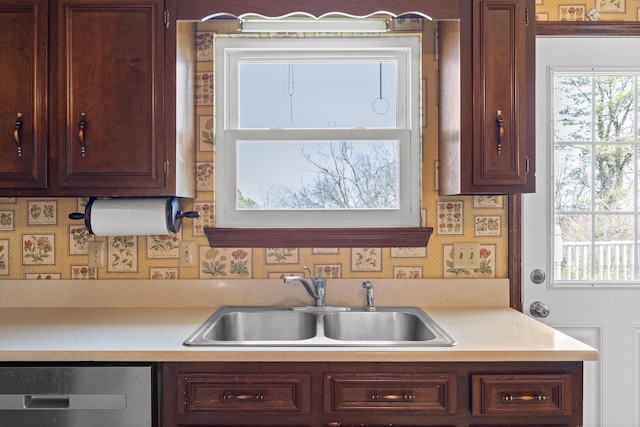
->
xmin=368 ymin=393 xmax=416 ymax=401
xmin=219 ymin=392 xmax=266 ymax=401
xmin=502 ymin=394 xmax=548 ymax=402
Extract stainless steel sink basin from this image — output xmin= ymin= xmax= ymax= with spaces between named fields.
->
xmin=203 ymin=310 xmax=317 ymax=341
xmin=323 ymin=311 xmax=438 ymax=342
xmin=184 ymin=306 xmax=455 ymax=347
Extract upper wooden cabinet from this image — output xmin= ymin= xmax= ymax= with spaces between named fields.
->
xmin=0 ymin=0 xmax=195 ymax=197
xmin=439 ymin=0 xmax=535 ymax=195
xmin=56 ymin=0 xmax=165 ymax=194
xmin=0 ymin=0 xmax=48 ymax=190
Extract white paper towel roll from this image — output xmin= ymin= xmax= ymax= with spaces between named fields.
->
xmin=88 ymin=198 xmax=173 ymax=236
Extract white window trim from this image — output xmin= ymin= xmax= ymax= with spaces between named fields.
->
xmin=214 ymin=36 xmax=421 ymax=228
xmin=549 ymin=66 xmax=640 ymax=286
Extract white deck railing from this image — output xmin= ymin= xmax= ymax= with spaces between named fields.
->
xmin=558 ymin=241 xmax=634 ymax=281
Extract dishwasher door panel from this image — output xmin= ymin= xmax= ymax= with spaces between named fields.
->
xmin=0 ymin=365 xmax=153 ymax=427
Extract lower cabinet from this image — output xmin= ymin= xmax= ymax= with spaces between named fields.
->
xmin=161 ymin=361 xmax=583 ymax=427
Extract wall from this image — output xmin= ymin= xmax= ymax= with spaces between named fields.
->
xmin=0 ymin=18 xmax=518 ymax=282
xmin=535 ymin=0 xmax=640 ymax=21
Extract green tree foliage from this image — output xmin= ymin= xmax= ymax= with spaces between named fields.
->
xmin=555 ymin=74 xmax=636 ymax=213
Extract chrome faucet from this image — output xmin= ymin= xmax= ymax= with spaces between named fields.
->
xmin=362 ymin=281 xmax=375 ymax=311
xmin=283 ymin=266 xmax=326 ymax=307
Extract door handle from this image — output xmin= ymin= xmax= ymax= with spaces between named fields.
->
xmin=530 ymin=301 xmax=550 ymax=318
xmin=13 ymin=113 xmax=23 ymax=157
xmin=530 ymin=269 xmax=546 ymax=284
xmin=496 ymin=109 xmax=504 ymax=154
xmin=78 ymin=112 xmax=87 ymax=157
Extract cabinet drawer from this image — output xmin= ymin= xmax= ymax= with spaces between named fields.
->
xmin=324 ymin=373 xmax=457 ymax=414
xmin=178 ymin=373 xmax=311 ymax=414
xmin=472 ymin=374 xmax=572 ymax=416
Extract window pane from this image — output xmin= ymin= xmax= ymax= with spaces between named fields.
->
xmin=555 ymin=214 xmax=592 ymax=280
xmin=554 ymin=74 xmax=592 ymax=142
xmin=239 ymin=62 xmax=398 ymax=129
xmin=594 ymin=214 xmax=634 ymax=280
xmin=554 ymin=144 xmax=592 ymax=211
xmin=594 ymin=144 xmax=634 ymax=211
xmin=236 ymin=140 xmax=399 ymax=210
xmin=594 ymin=75 xmax=635 ymax=142
xmin=552 ymin=71 xmax=640 ymax=283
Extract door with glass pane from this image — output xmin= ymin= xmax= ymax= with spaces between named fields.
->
xmin=524 ymin=36 xmax=640 ymax=427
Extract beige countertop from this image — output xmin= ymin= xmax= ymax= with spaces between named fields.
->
xmin=0 ymin=306 xmax=598 ymax=363
xmin=0 ymin=279 xmax=598 ymax=363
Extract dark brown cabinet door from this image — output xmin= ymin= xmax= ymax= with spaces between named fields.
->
xmin=471 ymin=0 xmax=534 ymax=193
xmin=439 ymin=0 xmax=535 ymax=195
xmin=0 ymin=0 xmax=48 ymax=190
xmin=56 ymin=0 xmax=166 ymax=194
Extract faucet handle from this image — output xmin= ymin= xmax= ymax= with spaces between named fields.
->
xmin=303 ymin=265 xmax=316 ymax=281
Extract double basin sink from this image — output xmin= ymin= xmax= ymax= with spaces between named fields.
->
xmin=184 ymin=306 xmax=456 ymax=347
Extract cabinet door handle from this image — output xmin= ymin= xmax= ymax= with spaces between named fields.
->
xmin=501 ymin=394 xmax=548 ymax=402
xmin=78 ymin=112 xmax=87 ymax=157
xmin=368 ymin=393 xmax=416 ymax=401
xmin=496 ymin=109 xmax=504 ymax=154
xmin=13 ymin=113 xmax=23 ymax=157
xmin=219 ymin=392 xmax=266 ymax=401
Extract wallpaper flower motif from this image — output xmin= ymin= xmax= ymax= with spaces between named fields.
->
xmin=437 ymin=201 xmax=463 ymax=234
xmin=108 ymin=236 xmax=137 ymax=272
xmin=22 ymin=234 xmax=55 ymax=265
xmin=196 ymin=31 xmax=214 ymax=61
xmin=0 ymin=240 xmax=7 ymax=275
xmin=200 ymin=247 xmax=252 ymax=278
xmin=71 ymin=266 xmax=97 ymax=279
xmin=199 ymin=116 xmax=214 ymax=151
xmin=150 ymin=268 xmax=178 ymax=279
xmin=266 ymin=248 xmax=298 ymax=264
xmin=351 ymin=248 xmax=382 ymax=272
xmin=147 ymin=234 xmax=180 ymax=258
xmin=474 ymin=216 xmax=501 ymax=236
xmin=193 ymin=203 xmax=215 ymax=235
xmin=69 ymin=226 xmax=93 ymax=254
xmin=28 ymin=201 xmax=56 ymax=225
xmin=196 ymin=162 xmax=214 ymax=191
xmin=597 ymin=0 xmax=625 ymax=12
xmin=0 ymin=211 xmax=13 ymax=230
xmin=230 ymin=249 xmax=250 ymax=277
xmin=196 ymin=73 xmax=213 ymax=105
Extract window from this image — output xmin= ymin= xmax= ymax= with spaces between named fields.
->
xmin=552 ymin=68 xmax=640 ymax=282
xmin=214 ymin=36 xmax=421 ymax=227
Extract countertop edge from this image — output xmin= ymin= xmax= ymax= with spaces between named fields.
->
xmin=0 ymin=349 xmax=599 ymax=363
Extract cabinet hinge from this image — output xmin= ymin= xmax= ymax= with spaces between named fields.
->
xmin=164 ymin=159 xmax=169 ymax=175
xmin=163 ymin=9 xmax=170 ymax=29
xmin=525 ymin=156 xmax=530 ymax=174
xmin=525 ymin=7 xmax=530 ymax=25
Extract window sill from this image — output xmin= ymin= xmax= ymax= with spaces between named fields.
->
xmin=204 ymin=227 xmax=433 ymax=248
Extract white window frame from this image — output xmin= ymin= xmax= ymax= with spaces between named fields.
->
xmin=214 ymin=36 xmax=422 ymax=228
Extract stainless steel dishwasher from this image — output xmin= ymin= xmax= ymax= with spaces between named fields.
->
xmin=0 ymin=364 xmax=154 ymax=427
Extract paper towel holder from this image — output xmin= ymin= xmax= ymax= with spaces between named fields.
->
xmin=69 ymin=197 xmax=200 ymax=236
